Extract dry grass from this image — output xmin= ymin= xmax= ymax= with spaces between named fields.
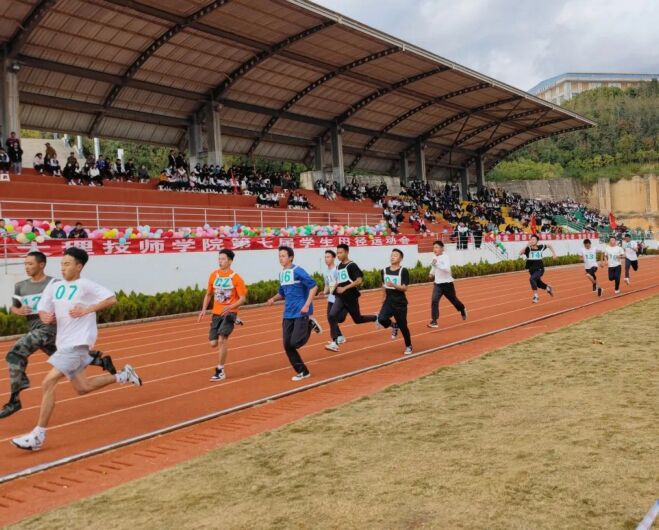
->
xmin=13 ymin=297 xmax=659 ymax=530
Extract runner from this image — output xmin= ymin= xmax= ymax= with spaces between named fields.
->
xmin=622 ymin=233 xmax=639 ymax=285
xmin=1 ymin=251 xmax=115 ymax=420
xmin=376 ymin=249 xmax=413 ymax=355
xmin=579 ymin=238 xmax=603 ymax=297
xmin=267 ymin=246 xmax=321 ymax=381
xmin=427 ymin=240 xmax=467 ymax=328
xmin=326 ymin=244 xmax=377 ymax=352
xmin=604 ymin=235 xmax=625 ymax=294
xmin=519 ymin=234 xmax=557 ymax=303
xmin=198 ymin=249 xmax=248 ymax=382
xmin=11 ymin=247 xmax=142 ymax=451
xmin=323 ymin=250 xmax=346 ymax=347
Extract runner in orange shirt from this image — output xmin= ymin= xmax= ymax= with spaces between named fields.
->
xmin=198 ymin=249 xmax=248 ymax=381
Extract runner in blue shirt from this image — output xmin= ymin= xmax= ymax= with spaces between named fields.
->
xmin=267 ymin=246 xmax=322 ymax=381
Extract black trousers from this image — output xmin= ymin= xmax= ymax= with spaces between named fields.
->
xmin=282 ymin=317 xmax=312 ymax=374
xmin=328 ymin=296 xmax=377 ymax=340
xmin=378 ymin=299 xmax=411 ymax=347
xmin=624 ymin=258 xmax=638 ymax=278
xmin=431 ymin=282 xmax=465 ymax=321
xmin=529 ymin=268 xmax=548 ymax=291
xmin=327 ymin=301 xmax=343 ymax=340
xmin=608 ymin=265 xmax=621 ymax=290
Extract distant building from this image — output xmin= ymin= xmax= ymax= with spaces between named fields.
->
xmin=529 ymin=73 xmax=659 ymax=104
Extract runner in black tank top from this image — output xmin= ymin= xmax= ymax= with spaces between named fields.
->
xmin=376 ymin=248 xmax=413 ymax=355
xmin=519 ymin=234 xmax=557 ymax=304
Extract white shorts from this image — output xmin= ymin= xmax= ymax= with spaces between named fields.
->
xmin=48 ymin=345 xmax=93 ymax=379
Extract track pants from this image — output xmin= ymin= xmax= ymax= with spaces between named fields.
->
xmin=430 ymin=282 xmax=465 ymax=321
xmin=377 ymin=300 xmax=411 ymax=347
xmin=624 ymin=258 xmax=638 ymax=278
xmin=282 ymin=317 xmax=312 ymax=375
xmin=327 ymin=301 xmax=343 ymax=340
xmin=328 ymin=296 xmax=377 ymax=341
xmin=529 ymin=268 xmax=548 ymax=291
xmin=608 ymin=265 xmax=621 ymax=290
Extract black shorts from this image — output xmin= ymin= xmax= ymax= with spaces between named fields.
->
xmin=586 ymin=266 xmax=598 ymax=277
xmin=209 ymin=313 xmax=237 ymax=341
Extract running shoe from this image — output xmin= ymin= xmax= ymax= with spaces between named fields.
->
xmin=210 ymin=367 xmax=226 ymax=382
xmin=235 ymin=317 xmax=244 ymax=326
xmin=615 ymin=290 xmax=620 ymax=294
xmin=291 ymin=371 xmax=311 ymax=382
xmin=325 ymin=341 xmax=339 ymax=352
xmin=0 ymin=400 xmax=22 ymax=419
xmin=374 ymin=321 xmax=384 ymax=330
xmin=546 ymin=286 xmax=554 ymax=297
xmin=12 ymin=430 xmax=44 ymax=451
xmin=427 ymin=320 xmax=439 ymax=328
xmin=123 ymin=365 xmax=143 ymax=386
xmin=403 ymin=347 xmax=413 ymax=355
xmin=391 ymin=323 xmax=399 ymax=340
xmin=624 ymin=277 xmax=630 ymax=285
xmin=336 ymin=335 xmax=347 ymax=345
xmin=309 ymin=317 xmax=323 ymax=335
xmin=597 ymin=287 xmax=603 ymax=297
xmin=532 ymin=294 xmax=539 ymax=304
xmin=460 ymin=308 xmax=468 ymax=321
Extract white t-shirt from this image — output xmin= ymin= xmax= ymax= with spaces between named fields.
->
xmin=431 ymin=254 xmax=453 ymax=283
xmin=604 ymin=246 xmax=624 ymax=268
xmin=580 ymin=247 xmax=598 ymax=269
xmin=38 ymin=278 xmax=114 ymax=350
xmin=623 ymin=241 xmax=638 ymax=261
xmin=324 ymin=267 xmax=338 ymax=304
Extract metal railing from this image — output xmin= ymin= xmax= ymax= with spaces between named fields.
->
xmin=0 ymin=200 xmax=384 ymax=229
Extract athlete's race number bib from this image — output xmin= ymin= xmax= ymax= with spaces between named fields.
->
xmin=55 ymin=284 xmax=78 ymax=301
xmin=337 ymin=268 xmax=351 ymax=283
xmin=583 ymin=251 xmax=596 ymax=261
xmin=383 ymin=274 xmax=399 ymax=289
xmin=213 ymin=276 xmax=234 ymax=303
xmin=13 ymin=294 xmax=42 ymax=311
xmin=280 ymin=269 xmax=296 ymax=286
xmin=529 ymin=250 xmax=543 ymax=260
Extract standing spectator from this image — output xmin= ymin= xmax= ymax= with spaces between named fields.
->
xmin=0 ymin=148 xmax=10 ymax=178
xmin=50 ymin=221 xmax=67 ymax=239
xmin=472 ymin=223 xmax=483 ymax=249
xmin=5 ymin=132 xmax=22 ymax=175
xmin=33 ymin=153 xmax=45 ymax=174
xmin=167 ymin=149 xmax=176 ymax=169
xmin=0 ymin=219 xmax=7 ymax=236
xmin=68 ymin=222 xmax=87 ymax=239
xmin=44 ymin=142 xmax=57 ymax=167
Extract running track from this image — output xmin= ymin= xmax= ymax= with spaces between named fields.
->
xmin=0 ymin=260 xmax=657 ymax=481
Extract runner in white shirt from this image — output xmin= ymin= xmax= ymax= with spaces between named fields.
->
xmin=12 ymin=247 xmax=142 ymax=452
xmin=604 ymin=236 xmax=625 ymax=294
xmin=622 ymin=233 xmax=639 ymax=285
xmin=322 ymin=250 xmax=346 ymax=346
xmin=427 ymin=240 xmax=467 ymax=328
xmin=579 ymin=239 xmax=603 ymax=297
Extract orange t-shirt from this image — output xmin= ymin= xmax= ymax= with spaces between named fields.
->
xmin=207 ymin=269 xmax=247 ymax=315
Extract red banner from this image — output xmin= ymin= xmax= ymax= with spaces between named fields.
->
xmin=2 ymin=235 xmax=417 ymax=258
xmin=495 ymin=232 xmax=599 ymax=242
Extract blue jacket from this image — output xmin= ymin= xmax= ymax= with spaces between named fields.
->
xmin=278 ymin=265 xmax=316 ymax=319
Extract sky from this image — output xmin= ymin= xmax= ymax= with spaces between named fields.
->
xmin=314 ymin=0 xmax=659 ymax=91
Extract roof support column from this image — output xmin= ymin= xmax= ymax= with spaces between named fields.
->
xmin=205 ymin=102 xmax=223 ymax=167
xmin=331 ymin=126 xmax=345 ymax=187
xmin=313 ymin=137 xmax=324 ymax=171
xmin=399 ymin=152 xmax=409 ymax=186
xmin=460 ymin=167 xmax=470 ymax=201
xmin=188 ymin=112 xmax=202 ymax=168
xmin=476 ymin=155 xmax=485 ymax=189
xmin=0 ymin=58 xmax=20 ymax=145
xmin=93 ymin=137 xmax=100 ymax=159
xmin=414 ymin=141 xmax=426 ymax=182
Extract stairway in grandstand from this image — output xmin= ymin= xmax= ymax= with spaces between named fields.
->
xmin=19 ymin=137 xmax=86 ymax=169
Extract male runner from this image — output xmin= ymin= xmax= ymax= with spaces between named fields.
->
xmin=376 ymin=249 xmax=413 ymax=355
xmin=198 ymin=249 xmax=248 ymax=381
xmin=267 ymin=246 xmax=321 ymax=381
xmin=519 ymin=234 xmax=557 ymax=303
xmin=579 ymin=239 xmax=603 ymax=296
xmin=326 ymin=244 xmax=377 ymax=352
xmin=11 ymin=247 xmax=142 ymax=451
xmin=323 ymin=250 xmax=346 ymax=347
xmin=622 ymin=233 xmax=639 ymax=285
xmin=428 ymin=240 xmax=467 ymax=328
xmin=604 ymin=235 xmax=625 ymax=294
xmin=1 ymin=251 xmax=114 ymax=419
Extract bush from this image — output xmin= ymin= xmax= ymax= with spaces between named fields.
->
xmin=0 ymin=254 xmax=585 ymax=336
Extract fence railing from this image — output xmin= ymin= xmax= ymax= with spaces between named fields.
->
xmin=0 ymin=200 xmax=384 ymax=230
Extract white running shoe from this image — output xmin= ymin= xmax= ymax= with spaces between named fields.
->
xmin=336 ymin=335 xmax=347 ymax=345
xmin=308 ymin=317 xmax=323 ymax=334
xmin=615 ymin=290 xmax=621 ymax=295
xmin=325 ymin=341 xmax=339 ymax=352
xmin=12 ymin=430 xmax=44 ymax=451
xmin=403 ymin=347 xmax=413 ymax=355
xmin=123 ymin=365 xmax=143 ymax=386
xmin=546 ymin=285 xmax=554 ymax=297
xmin=624 ymin=277 xmax=630 ymax=285
xmin=291 ymin=371 xmax=310 ymax=382
xmin=532 ymin=294 xmax=539 ymax=304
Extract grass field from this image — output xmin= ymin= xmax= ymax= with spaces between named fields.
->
xmin=12 ymin=296 xmax=659 ymax=530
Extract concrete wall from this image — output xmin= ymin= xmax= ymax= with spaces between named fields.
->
xmin=300 ymin=170 xmax=402 ymax=195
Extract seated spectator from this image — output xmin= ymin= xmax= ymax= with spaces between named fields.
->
xmin=137 ymin=165 xmax=150 ymax=183
xmin=68 ymin=222 xmax=87 ymax=239
xmin=47 ymin=156 xmax=62 ymax=177
xmin=112 ymin=158 xmax=125 ymax=180
xmin=50 ymin=220 xmax=67 ymax=239
xmin=125 ymin=159 xmax=137 ymax=181
xmin=33 ymin=153 xmax=45 ymax=174
xmin=63 ymin=159 xmax=78 ymax=184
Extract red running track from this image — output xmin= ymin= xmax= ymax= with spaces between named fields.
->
xmin=0 ymin=260 xmax=657 ymax=479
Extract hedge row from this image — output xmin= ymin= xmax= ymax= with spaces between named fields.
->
xmin=0 ymin=253 xmax=583 ymax=337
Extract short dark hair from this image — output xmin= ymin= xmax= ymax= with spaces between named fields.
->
xmin=26 ymin=251 xmax=47 ymax=264
xmin=219 ymin=249 xmax=235 ymax=260
xmin=433 ymin=240 xmax=444 ymax=247
xmin=609 ymin=235 xmax=617 ymax=240
xmin=75 ymin=222 xmax=82 ymax=227
xmin=337 ymin=243 xmax=350 ymax=253
xmin=324 ymin=249 xmax=336 ymax=258
xmin=278 ymin=245 xmax=294 ymax=257
xmin=623 ymin=233 xmax=631 ymax=238
xmin=64 ymin=247 xmax=89 ymax=266
xmin=26 ymin=219 xmax=33 ymax=223
xmin=583 ymin=239 xmax=591 ymax=245
xmin=392 ymin=248 xmax=404 ymax=259
xmin=55 ymin=220 xmax=62 ymax=225
xmin=530 ymin=234 xmax=539 ymax=240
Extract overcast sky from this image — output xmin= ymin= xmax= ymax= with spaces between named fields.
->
xmin=314 ymin=0 xmax=659 ymax=91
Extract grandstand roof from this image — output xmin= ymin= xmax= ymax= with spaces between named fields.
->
xmin=1 ymin=0 xmax=595 ymax=175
